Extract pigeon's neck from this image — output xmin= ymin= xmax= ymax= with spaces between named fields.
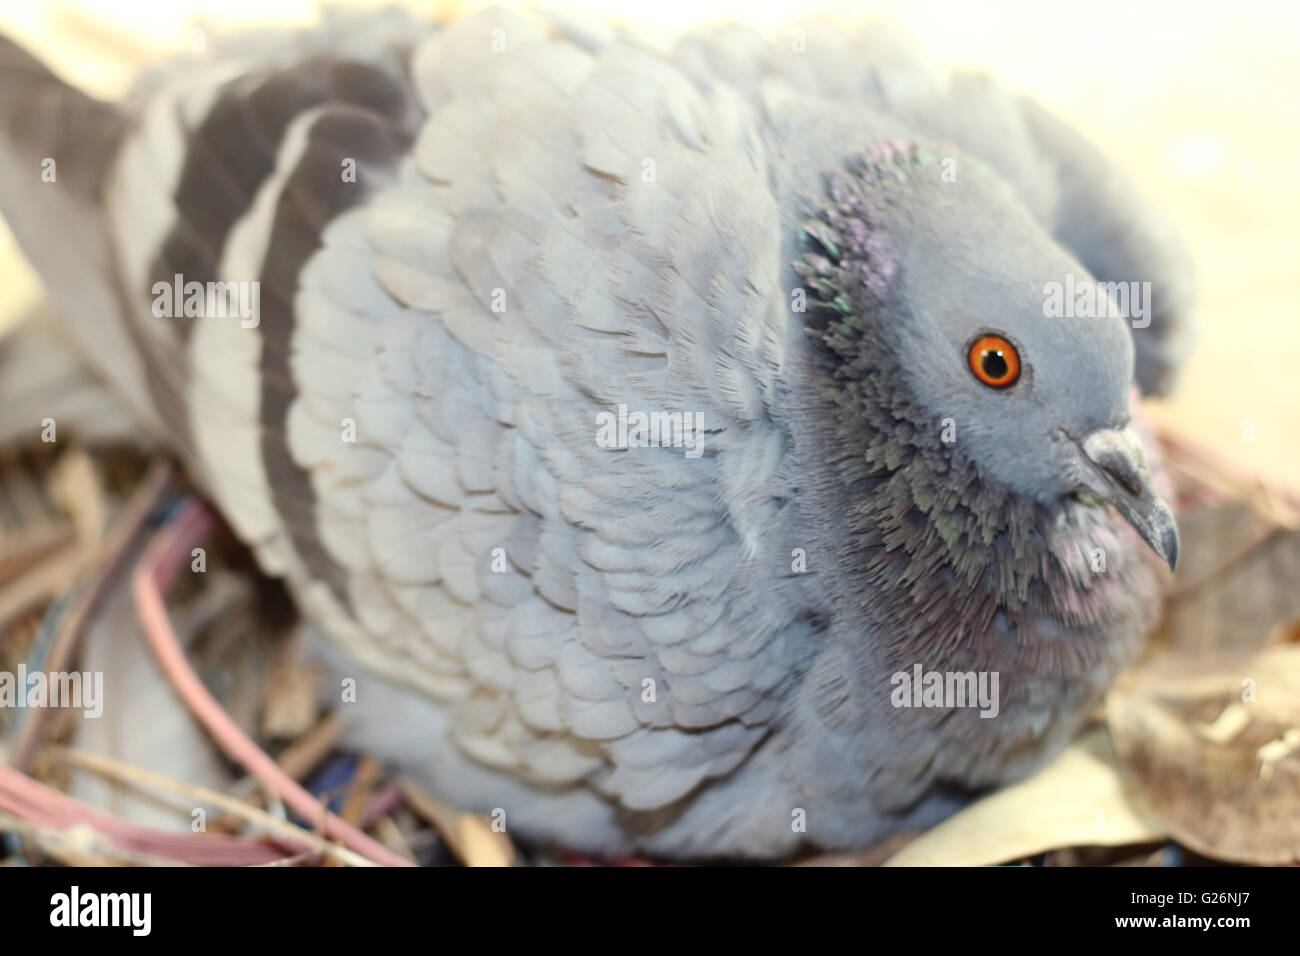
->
xmin=792 ymin=340 xmax=1156 ymax=680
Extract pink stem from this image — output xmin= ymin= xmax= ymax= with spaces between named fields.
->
xmin=132 ymin=498 xmax=413 ymax=867
xmin=0 ymin=763 xmax=291 ymax=865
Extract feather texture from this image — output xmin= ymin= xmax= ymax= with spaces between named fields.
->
xmin=0 ymin=6 xmax=1192 ymax=859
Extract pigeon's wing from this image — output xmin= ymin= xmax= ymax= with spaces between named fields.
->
xmin=97 ymin=6 xmax=427 ymax=481
xmin=101 ymin=7 xmax=807 ymax=812
xmin=668 ymin=19 xmax=1196 ymax=395
xmin=327 ymin=8 xmax=807 ymax=810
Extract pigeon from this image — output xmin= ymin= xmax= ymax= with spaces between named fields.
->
xmin=0 ymin=6 xmax=1194 ymax=860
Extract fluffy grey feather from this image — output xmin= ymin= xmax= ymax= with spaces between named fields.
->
xmin=0 ymin=6 xmax=1192 ymax=860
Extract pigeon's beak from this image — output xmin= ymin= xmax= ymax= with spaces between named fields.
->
xmin=1077 ymin=426 xmax=1179 ymax=571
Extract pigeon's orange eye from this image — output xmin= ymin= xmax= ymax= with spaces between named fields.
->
xmin=968 ymin=335 xmax=1021 ymax=388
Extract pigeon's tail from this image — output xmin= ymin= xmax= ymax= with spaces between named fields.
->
xmin=0 ymin=302 xmax=140 ymax=447
xmin=0 ymin=35 xmax=162 ymax=447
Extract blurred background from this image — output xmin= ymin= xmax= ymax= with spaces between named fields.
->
xmin=1 ymin=0 xmax=1298 ymax=489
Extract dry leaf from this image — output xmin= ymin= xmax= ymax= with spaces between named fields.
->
xmin=883 ymin=728 xmax=1162 ymax=866
xmin=1105 ymin=496 xmax=1300 ymax=864
xmin=1107 ymin=645 xmax=1300 ymax=864
xmin=400 ymin=780 xmax=516 ymax=867
xmin=48 ymin=448 xmax=105 ymax=551
xmin=1154 ymin=502 xmax=1300 ymax=657
xmin=261 ymin=641 xmax=323 ymax=739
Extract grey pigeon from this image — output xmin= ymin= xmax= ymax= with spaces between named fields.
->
xmin=0 ymin=6 xmax=1193 ymax=859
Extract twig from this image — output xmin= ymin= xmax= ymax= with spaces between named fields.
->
xmin=362 ymin=781 xmax=405 ymax=830
xmin=131 ymin=497 xmax=413 ymax=867
xmin=46 ymin=748 xmax=363 ymax=866
xmin=0 ymin=809 xmax=176 ymax=867
xmin=276 ymin=712 xmax=344 ymax=782
xmin=0 ymin=541 xmax=85 ymax=626
xmin=0 ymin=520 xmax=74 ymax=583
xmin=0 ymin=759 xmax=292 ymax=865
xmin=340 ymin=756 xmax=380 ymax=828
xmin=8 ymin=458 xmax=172 ymax=771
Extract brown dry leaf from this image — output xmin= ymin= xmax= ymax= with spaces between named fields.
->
xmin=261 ymin=640 xmax=323 ymax=739
xmin=883 ymin=728 xmax=1163 ymax=866
xmin=1104 ymin=496 xmax=1300 ymax=863
xmin=0 ymin=448 xmax=99 ymax=625
xmin=339 ymin=757 xmax=381 ymax=829
xmin=1153 ymin=502 xmax=1300 ymax=657
xmin=1107 ymin=645 xmax=1300 ymax=864
xmin=275 ymin=714 xmax=343 ymax=782
xmin=400 ymin=780 xmax=516 ymax=867
xmin=47 ymin=448 xmax=106 ymax=552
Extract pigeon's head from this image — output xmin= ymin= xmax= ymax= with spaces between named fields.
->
xmin=797 ymin=141 xmax=1178 ymax=571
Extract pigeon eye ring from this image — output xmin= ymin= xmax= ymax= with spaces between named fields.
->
xmin=967 ymin=333 xmax=1021 ymax=388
